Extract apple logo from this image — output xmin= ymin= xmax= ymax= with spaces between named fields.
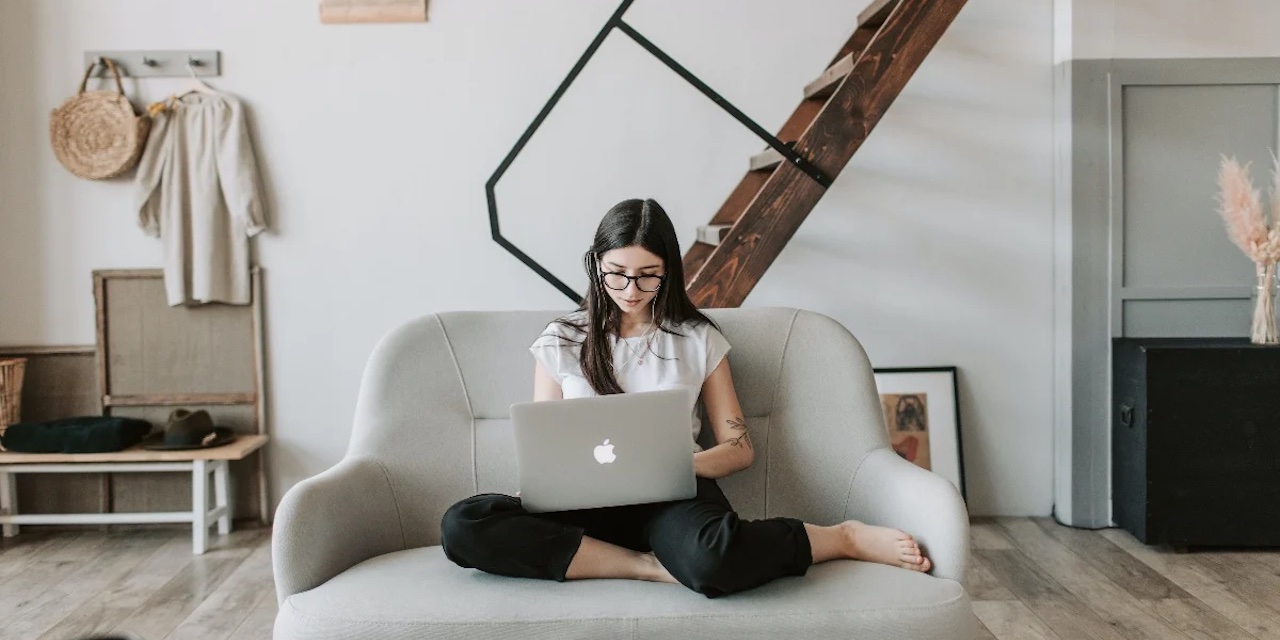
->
xmin=593 ymin=439 xmax=617 ymax=464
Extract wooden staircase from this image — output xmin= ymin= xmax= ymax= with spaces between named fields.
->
xmin=683 ymin=0 xmax=968 ymax=308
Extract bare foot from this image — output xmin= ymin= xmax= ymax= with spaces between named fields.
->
xmin=637 ymin=552 xmax=680 ymax=584
xmin=842 ymin=521 xmax=932 ymax=572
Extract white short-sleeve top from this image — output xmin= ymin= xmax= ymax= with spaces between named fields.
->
xmin=528 ymin=310 xmax=732 ymax=452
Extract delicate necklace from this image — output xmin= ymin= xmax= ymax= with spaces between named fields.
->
xmin=616 ymin=321 xmax=657 ymax=368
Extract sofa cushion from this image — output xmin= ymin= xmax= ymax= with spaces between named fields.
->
xmin=276 ymin=546 xmax=974 ymax=640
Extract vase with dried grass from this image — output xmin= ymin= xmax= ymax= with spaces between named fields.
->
xmin=1217 ymin=155 xmax=1280 ymax=345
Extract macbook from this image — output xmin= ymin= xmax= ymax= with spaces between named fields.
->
xmin=510 ymin=388 xmax=697 ymax=513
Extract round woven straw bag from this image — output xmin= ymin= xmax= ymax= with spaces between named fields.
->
xmin=49 ymin=58 xmax=151 ymax=180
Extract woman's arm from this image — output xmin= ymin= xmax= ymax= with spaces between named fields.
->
xmin=693 ymin=358 xmax=754 ymax=479
xmin=533 ymin=361 xmax=563 ymax=402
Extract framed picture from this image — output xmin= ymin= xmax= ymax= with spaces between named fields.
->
xmin=872 ymin=366 xmax=965 ymax=499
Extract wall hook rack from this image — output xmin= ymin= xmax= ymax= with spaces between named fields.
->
xmin=84 ymin=50 xmax=221 ymax=78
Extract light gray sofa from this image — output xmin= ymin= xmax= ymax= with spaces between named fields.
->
xmin=273 ymin=308 xmax=974 ymax=639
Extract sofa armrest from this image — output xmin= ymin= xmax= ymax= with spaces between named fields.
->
xmin=843 ymin=447 xmax=969 ymax=582
xmin=272 ymin=456 xmax=406 ymax=603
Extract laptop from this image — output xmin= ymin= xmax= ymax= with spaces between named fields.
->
xmin=510 ymin=388 xmax=697 ymax=513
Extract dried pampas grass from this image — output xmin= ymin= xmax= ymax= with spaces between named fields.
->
xmin=1217 ymin=154 xmax=1280 ymax=344
xmin=1217 ymin=156 xmax=1272 ymax=262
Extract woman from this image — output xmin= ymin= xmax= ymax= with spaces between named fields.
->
xmin=441 ymin=198 xmax=931 ymax=597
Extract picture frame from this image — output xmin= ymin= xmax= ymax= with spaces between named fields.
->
xmin=872 ymin=366 xmax=965 ymax=499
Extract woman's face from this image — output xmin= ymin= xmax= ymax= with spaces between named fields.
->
xmin=596 ymin=246 xmax=666 ymax=319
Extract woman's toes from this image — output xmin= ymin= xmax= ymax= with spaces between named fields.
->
xmin=920 ymin=557 xmax=933 ymax=572
xmin=901 ymin=556 xmax=929 ymax=572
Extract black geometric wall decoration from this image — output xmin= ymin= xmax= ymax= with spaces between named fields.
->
xmin=485 ymin=0 xmax=833 ymax=304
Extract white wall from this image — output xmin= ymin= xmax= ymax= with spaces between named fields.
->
xmin=0 ymin=0 xmax=1057 ymax=517
xmin=1070 ymin=0 xmax=1280 ymax=59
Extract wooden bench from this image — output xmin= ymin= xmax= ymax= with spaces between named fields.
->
xmin=0 ymin=434 xmax=268 ymax=554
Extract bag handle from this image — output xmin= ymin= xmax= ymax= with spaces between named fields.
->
xmin=77 ymin=57 xmax=126 ymax=96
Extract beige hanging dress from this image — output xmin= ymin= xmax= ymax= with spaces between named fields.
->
xmin=134 ymin=93 xmax=267 ymax=306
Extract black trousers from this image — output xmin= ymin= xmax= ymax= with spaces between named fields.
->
xmin=440 ymin=477 xmax=812 ymax=598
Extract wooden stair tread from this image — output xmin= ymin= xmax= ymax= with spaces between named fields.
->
xmin=804 ymin=52 xmax=855 ymax=100
xmin=696 ymin=224 xmax=732 ymax=246
xmin=858 ymin=0 xmax=899 ymax=27
xmin=683 ymin=0 xmax=968 ymax=307
xmin=794 ymin=0 xmax=968 ymax=179
xmin=685 ymin=163 xmax=826 ymax=306
xmin=748 ymin=147 xmax=784 ymax=172
xmin=681 ymin=241 xmax=718 ymax=281
xmin=827 ymin=20 xmax=879 ymax=68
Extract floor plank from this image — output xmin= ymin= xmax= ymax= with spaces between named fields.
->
xmin=971 ymin=518 xmax=1015 ymax=550
xmin=0 ymin=533 xmax=110 ymax=628
xmin=1186 ymin=551 xmax=1280 ymax=620
xmin=975 ymin=546 xmax=1128 ymax=640
xmin=0 ymin=530 xmax=60 ymax=585
xmin=166 ymin=538 xmax=276 ymax=640
xmin=972 ymin=616 xmax=999 ymax=640
xmin=1150 ymin=597 xmax=1258 ymax=640
xmin=228 ymin=586 xmax=279 ymax=640
xmin=2 ymin=532 xmax=160 ymax=640
xmin=972 ymin=600 xmax=1062 ymax=640
xmin=1101 ymin=528 xmax=1280 ymax=639
xmin=965 ymin=551 xmax=1017 ymax=602
xmin=997 ymin=518 xmax=1188 ymax=640
xmin=110 ymin=529 xmax=267 ymax=640
xmin=1031 ymin=517 xmax=1187 ymax=600
xmin=36 ymin=533 xmax=199 ymax=640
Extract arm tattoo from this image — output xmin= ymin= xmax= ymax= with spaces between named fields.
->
xmin=725 ymin=417 xmax=752 ymax=449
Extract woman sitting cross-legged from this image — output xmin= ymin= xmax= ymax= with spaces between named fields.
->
xmin=440 ymin=198 xmax=931 ymax=598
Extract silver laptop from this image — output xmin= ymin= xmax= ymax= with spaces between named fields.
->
xmin=510 ymin=388 xmax=697 ymax=513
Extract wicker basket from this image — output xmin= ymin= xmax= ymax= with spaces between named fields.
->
xmin=0 ymin=357 xmax=26 ymax=429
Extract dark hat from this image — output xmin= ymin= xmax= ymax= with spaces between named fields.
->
xmin=141 ymin=409 xmax=236 ymax=450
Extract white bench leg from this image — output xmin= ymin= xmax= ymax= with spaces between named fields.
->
xmin=0 ymin=470 xmax=16 ymax=537
xmin=214 ymin=460 xmax=232 ymax=535
xmin=192 ymin=460 xmax=208 ymax=554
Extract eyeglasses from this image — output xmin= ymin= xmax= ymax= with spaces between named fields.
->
xmin=599 ymin=271 xmax=666 ymax=292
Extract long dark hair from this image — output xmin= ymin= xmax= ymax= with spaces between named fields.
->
xmin=552 ymin=198 xmax=718 ymax=395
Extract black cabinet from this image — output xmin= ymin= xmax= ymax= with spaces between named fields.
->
xmin=1112 ymin=338 xmax=1280 ymax=547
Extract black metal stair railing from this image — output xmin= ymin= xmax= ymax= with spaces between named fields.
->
xmin=485 ymin=0 xmax=833 ymax=303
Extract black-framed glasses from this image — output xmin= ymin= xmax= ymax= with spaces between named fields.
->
xmin=600 ymin=271 xmax=666 ymax=292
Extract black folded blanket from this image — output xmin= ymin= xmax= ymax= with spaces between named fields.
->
xmin=1 ymin=416 xmax=152 ymax=453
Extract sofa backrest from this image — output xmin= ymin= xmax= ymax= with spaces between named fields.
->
xmin=347 ymin=307 xmax=890 ymax=548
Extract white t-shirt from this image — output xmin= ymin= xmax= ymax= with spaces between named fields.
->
xmin=528 ymin=310 xmax=732 ymax=452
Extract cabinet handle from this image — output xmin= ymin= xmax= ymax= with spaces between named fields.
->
xmin=1119 ymin=403 xmax=1134 ymax=428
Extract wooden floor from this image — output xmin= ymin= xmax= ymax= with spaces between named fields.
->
xmin=0 ymin=527 xmax=273 ymax=640
xmin=1 ymin=517 xmax=1278 ymax=640
xmin=967 ymin=517 xmax=1280 ymax=640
